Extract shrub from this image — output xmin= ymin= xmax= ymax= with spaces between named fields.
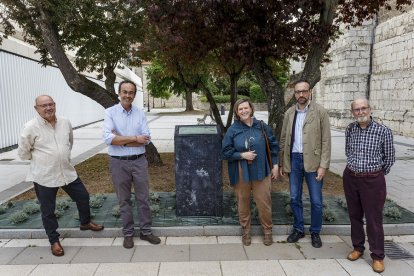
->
xmin=336 ymin=197 xmax=348 ymax=210
xmin=22 ymin=202 xmax=40 ymax=214
xmin=111 ymin=206 xmax=121 ymax=218
xmin=55 ymin=208 xmax=65 ymax=218
xmin=199 ymin=94 xmax=249 ymax=103
xmin=249 ymin=84 xmax=266 ymax=102
xmin=9 ymin=211 xmax=29 ymax=224
xmin=384 ymin=206 xmax=402 ymax=220
xmin=323 ymin=209 xmax=336 ymax=222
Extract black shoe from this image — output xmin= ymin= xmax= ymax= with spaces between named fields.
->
xmin=311 ymin=232 xmax=322 ymax=248
xmin=287 ymin=229 xmax=305 ymax=243
xmin=140 ymin=233 xmax=161 ymax=244
xmin=123 ymin=236 xmax=134 ymax=249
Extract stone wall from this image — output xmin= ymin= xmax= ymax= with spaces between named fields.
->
xmin=315 ymin=3 xmax=414 ymax=136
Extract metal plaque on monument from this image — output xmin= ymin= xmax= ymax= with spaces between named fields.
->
xmin=174 ymin=125 xmax=223 ymax=217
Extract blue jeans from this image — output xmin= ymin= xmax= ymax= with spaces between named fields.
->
xmin=289 ymin=153 xmax=323 ymax=233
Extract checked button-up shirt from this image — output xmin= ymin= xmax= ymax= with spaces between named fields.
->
xmin=345 ymin=119 xmax=395 ymax=175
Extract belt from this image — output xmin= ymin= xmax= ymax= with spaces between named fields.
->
xmin=346 ymin=167 xmax=383 ymax=177
xmin=111 ymin=154 xmax=144 ymax=160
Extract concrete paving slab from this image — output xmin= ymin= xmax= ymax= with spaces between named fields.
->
xmin=166 ymin=236 xmax=217 ymax=245
xmin=190 ymin=244 xmax=247 ymax=261
xmin=112 ymin=236 xmax=166 ymax=246
xmin=406 ymin=260 xmax=414 ymax=269
xmin=0 ymin=239 xmax=10 ymax=247
xmin=217 ymin=235 xmax=242 ymax=244
xmin=71 ymin=246 xmax=133 ymax=263
xmin=221 ymin=260 xmax=286 ymax=276
xmin=158 ymin=261 xmax=221 ymax=276
xmin=0 ymin=247 xmax=25 ymax=264
xmin=4 ymin=238 xmax=51 ymax=247
xmin=397 ymin=242 xmax=414 ymax=254
xmin=300 ymin=242 xmax=352 ymax=259
xmin=280 ymin=259 xmax=349 ymax=276
xmin=30 ymin=263 xmax=99 ymax=276
xmin=297 ymin=234 xmax=344 ymax=243
xmin=380 ymin=259 xmax=414 ymax=276
xmin=9 ymin=246 xmax=80 ymax=265
xmin=131 ymin=245 xmax=189 ymax=262
xmin=95 ymin=262 xmax=160 ymax=276
xmin=245 ymin=243 xmax=305 ymax=260
xmin=0 ymin=264 xmax=36 ymax=276
xmin=385 ymin=235 xmax=414 ymax=243
xmin=60 ymin=238 xmax=114 ymax=247
xmin=336 ymin=259 xmax=379 ymax=276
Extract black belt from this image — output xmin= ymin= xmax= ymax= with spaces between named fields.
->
xmin=111 ymin=154 xmax=144 ymax=160
xmin=346 ymin=167 xmax=383 ymax=177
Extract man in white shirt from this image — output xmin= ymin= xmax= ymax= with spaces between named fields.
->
xmin=18 ymin=95 xmax=103 ymax=257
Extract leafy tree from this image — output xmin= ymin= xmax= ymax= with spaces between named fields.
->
xmin=144 ymin=0 xmax=412 ymax=137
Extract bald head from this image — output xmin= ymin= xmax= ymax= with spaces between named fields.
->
xmin=35 ymin=95 xmax=54 ymax=106
xmin=351 ymin=98 xmax=370 ymax=110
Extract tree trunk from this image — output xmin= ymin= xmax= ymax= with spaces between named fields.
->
xmin=104 ymin=64 xmax=117 ymax=96
xmin=225 ymin=73 xmax=239 ymax=129
xmin=185 ymin=89 xmax=194 ymax=111
xmin=145 ymin=142 xmax=163 ymax=166
xmin=35 ymin=3 xmax=117 ymax=108
xmin=253 ymin=59 xmax=285 ymax=140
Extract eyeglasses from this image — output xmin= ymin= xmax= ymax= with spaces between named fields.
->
xmin=36 ymin=103 xmax=55 ymax=109
xmin=294 ymin=90 xmax=310 ymax=95
xmin=352 ymin=107 xmax=369 ymax=113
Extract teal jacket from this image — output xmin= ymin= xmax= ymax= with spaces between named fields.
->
xmin=222 ymin=117 xmax=279 ymax=185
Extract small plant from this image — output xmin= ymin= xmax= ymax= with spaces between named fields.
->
xmin=0 ymin=205 xmax=6 ymax=214
xmin=149 ymin=192 xmax=160 ymax=203
xmin=323 ymin=209 xmax=336 ymax=222
xmin=337 ymin=197 xmax=348 ymax=210
xmin=384 ymin=206 xmax=402 ymax=220
xmin=9 ymin=211 xmax=29 ymax=224
xmin=56 ymin=199 xmax=70 ymax=210
xmin=89 ymin=195 xmax=105 ymax=209
xmin=111 ymin=206 xmax=121 ymax=218
xmin=150 ymin=204 xmax=160 ymax=214
xmin=54 ymin=208 xmax=65 ymax=218
xmin=285 ymin=205 xmax=293 ymax=216
xmin=22 ymin=202 xmax=40 ymax=214
xmin=322 ymin=201 xmax=327 ymax=208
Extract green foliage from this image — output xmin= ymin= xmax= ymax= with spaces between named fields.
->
xmin=384 ymin=206 xmax=402 ymax=220
xmin=249 ymin=84 xmax=266 ymax=103
xmin=336 ymin=197 xmax=348 ymax=210
xmin=90 ymin=194 xmax=106 ymax=209
xmin=55 ymin=208 xmax=65 ymax=219
xmin=149 ymin=191 xmax=160 ymax=203
xmin=111 ymin=206 xmax=121 ymax=218
xmin=285 ymin=205 xmax=293 ymax=216
xmin=0 ymin=201 xmax=13 ymax=214
xmin=9 ymin=211 xmax=29 ymax=224
xmin=323 ymin=209 xmax=336 ymax=222
xmin=22 ymin=202 xmax=40 ymax=215
xmin=56 ymin=199 xmax=70 ymax=210
xmin=200 ymin=95 xmax=249 ymax=103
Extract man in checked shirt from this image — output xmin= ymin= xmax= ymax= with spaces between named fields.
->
xmin=343 ymin=98 xmax=395 ymax=273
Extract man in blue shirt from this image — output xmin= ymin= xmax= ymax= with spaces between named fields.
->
xmin=103 ymin=80 xmax=160 ymax=248
xmin=343 ymin=98 xmax=395 ymax=273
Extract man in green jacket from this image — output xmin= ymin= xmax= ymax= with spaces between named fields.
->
xmin=279 ymin=79 xmax=331 ymax=248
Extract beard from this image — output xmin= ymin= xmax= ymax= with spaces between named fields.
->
xmin=356 ymin=115 xmax=370 ymax=123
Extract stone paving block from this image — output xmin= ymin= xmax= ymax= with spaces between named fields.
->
xmin=166 ymin=236 xmax=217 ymax=245
xmin=385 ymin=235 xmax=414 ymax=243
xmin=154 ymin=226 xmax=204 ymax=237
xmin=406 ymin=260 xmax=414 ymax=269
xmin=280 ymin=259 xmax=349 ymax=276
xmin=300 ymin=242 xmax=352 ymax=259
xmin=398 ymin=242 xmax=414 ymax=254
xmin=0 ymin=239 xmax=10 ymax=247
xmin=221 ymin=260 xmax=286 ymax=276
xmin=217 ymin=235 xmax=242 ymax=244
xmin=0 ymin=264 xmax=36 ymax=275
xmin=0 ymin=230 xmax=32 ymax=239
xmin=9 ymin=246 xmax=80 ymax=265
xmin=131 ymin=245 xmax=189 ymax=262
xmin=245 ymin=243 xmax=305 ymax=260
xmin=30 ymin=263 xmax=99 ymax=276
xmin=159 ymin=261 xmax=221 ymax=276
xmin=296 ymin=235 xmax=343 ymax=243
xmin=71 ymin=246 xmax=133 ymax=263
xmin=336 ymin=259 xmax=378 ymax=276
xmin=0 ymin=247 xmax=25 ymax=264
xmin=95 ymin=262 xmax=159 ymax=276
xmin=190 ymin=244 xmax=247 ymax=261
xmin=4 ymin=238 xmax=51 ymax=247
xmin=60 ymin=238 xmax=114 ymax=247
xmin=380 ymin=259 xmax=414 ymax=276
xmin=112 ymin=237 xmax=166 ymax=246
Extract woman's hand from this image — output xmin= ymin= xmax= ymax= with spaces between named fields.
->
xmin=271 ymin=165 xmax=279 ymax=180
xmin=241 ymin=150 xmax=257 ymax=161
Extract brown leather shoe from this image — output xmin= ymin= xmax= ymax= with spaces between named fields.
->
xmin=51 ymin=241 xmax=64 ymax=257
xmin=80 ymin=222 xmax=104 ymax=231
xmin=123 ymin=236 xmax=134 ymax=249
xmin=347 ymin=250 xmax=363 ymax=261
xmin=372 ymin=259 xmax=385 ymax=273
xmin=242 ymin=231 xmax=251 ymax=246
xmin=263 ymin=234 xmax=273 ymax=246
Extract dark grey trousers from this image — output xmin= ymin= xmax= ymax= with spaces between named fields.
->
xmin=109 ymin=156 xmax=152 ymax=236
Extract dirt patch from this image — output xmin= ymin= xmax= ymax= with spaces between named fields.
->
xmin=12 ymin=152 xmax=344 ymax=201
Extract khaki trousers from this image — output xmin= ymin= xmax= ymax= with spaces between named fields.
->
xmin=233 ymin=164 xmax=273 ymax=234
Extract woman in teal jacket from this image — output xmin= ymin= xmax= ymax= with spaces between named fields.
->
xmin=222 ymin=99 xmax=279 ymax=246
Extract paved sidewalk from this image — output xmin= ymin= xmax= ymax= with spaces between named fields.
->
xmin=1 ymin=235 xmax=414 ymax=275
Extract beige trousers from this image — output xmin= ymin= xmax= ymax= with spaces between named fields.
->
xmin=233 ymin=164 xmax=273 ymax=234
